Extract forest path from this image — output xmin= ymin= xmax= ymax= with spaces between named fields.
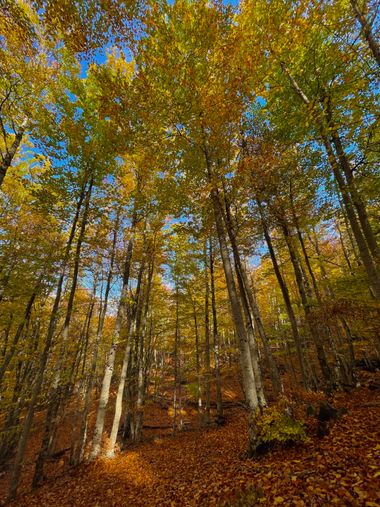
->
xmin=7 ymin=372 xmax=380 ymax=506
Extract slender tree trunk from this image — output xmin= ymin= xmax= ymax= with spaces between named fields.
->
xmin=322 ymin=135 xmax=380 ymax=297
xmin=0 ymin=268 xmax=14 ymax=305
xmin=122 ymin=343 xmax=135 ymax=443
xmin=333 ymin=135 xmax=380 ymax=263
xmin=339 ymin=196 xmax=362 ymax=266
xmin=80 ymin=290 xmax=97 ymax=377
xmin=0 ymin=360 xmax=32 ymax=471
xmin=288 ymin=186 xmax=322 ymax=304
xmin=209 ymin=239 xmax=223 ymax=423
xmin=107 ymin=254 xmax=147 ymax=454
xmin=0 ymin=304 xmax=44 ymax=471
xmin=350 ymin=0 xmax=380 ymax=68
xmin=192 ymin=299 xmax=203 ymax=421
xmin=280 ymin=62 xmax=380 ymax=297
xmin=33 ymin=176 xmax=93 ymax=486
xmin=8 ymin=176 xmax=88 ymax=499
xmin=0 ymin=119 xmax=27 ymax=187
xmin=107 ymin=328 xmax=133 ymax=454
xmin=257 ymin=200 xmax=312 ymax=388
xmin=203 ymin=144 xmax=259 ymax=455
xmin=220 ymin=188 xmax=266 ymax=406
xmin=224 ymin=200 xmax=280 ymax=395
xmin=211 ymin=187 xmax=258 ymax=411
xmin=89 ymin=210 xmax=137 ymax=460
xmin=310 ymin=229 xmax=356 ymax=381
xmin=134 ymin=259 xmax=154 ymax=442
xmin=72 ymin=213 xmax=121 ymax=463
xmin=70 ymin=265 xmax=107 ymax=466
xmin=249 ymin=271 xmax=282 ymax=396
xmin=326 ymin=102 xmax=380 ymax=265
xmin=280 ymin=218 xmax=331 ymax=384
xmin=204 ymin=242 xmax=211 ymax=424
xmin=0 ymin=282 xmax=40 ymax=386
xmin=336 ymin=219 xmax=354 ymax=273
xmin=1 ymin=315 xmax=13 ymax=357
xmin=173 ymin=285 xmax=180 ymax=435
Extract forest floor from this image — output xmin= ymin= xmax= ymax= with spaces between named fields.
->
xmin=3 ymin=367 xmax=380 ymax=506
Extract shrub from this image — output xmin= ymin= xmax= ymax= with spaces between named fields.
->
xmin=255 ymin=401 xmax=308 ymax=454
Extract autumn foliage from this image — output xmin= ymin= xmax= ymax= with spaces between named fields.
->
xmin=0 ymin=0 xmax=380 ymax=505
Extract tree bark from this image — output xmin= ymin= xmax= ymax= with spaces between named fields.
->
xmin=33 ymin=176 xmax=93 ymax=486
xmin=134 ymin=258 xmax=154 ymax=442
xmin=173 ymin=284 xmax=180 ymax=434
xmin=8 ymin=174 xmax=88 ymax=499
xmin=107 ymin=253 xmax=147 ymax=454
xmin=209 ymin=239 xmax=223 ymax=422
xmin=0 ymin=119 xmax=27 ymax=187
xmin=350 ymin=0 xmax=380 ymax=68
xmin=203 ymin=142 xmax=259 ymax=456
xmin=322 ymin=135 xmax=380 ymax=298
xmin=192 ymin=298 xmax=203 ymax=421
xmin=289 ymin=182 xmax=322 ymax=304
xmin=280 ymin=218 xmax=331 ymax=384
xmin=204 ymin=242 xmax=211 ymax=424
xmin=325 ymin=101 xmax=380 ymax=266
xmin=257 ymin=199 xmax=312 ymax=388
xmin=219 ymin=187 xmax=265 ymax=402
xmin=89 ymin=209 xmax=137 ymax=460
xmin=336 ymin=219 xmax=354 ymax=273
xmin=0 ymin=282 xmax=40 ymax=386
xmin=280 ymin=62 xmax=380 ymax=298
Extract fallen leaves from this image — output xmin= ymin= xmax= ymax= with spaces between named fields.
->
xmin=3 ymin=370 xmax=380 ymax=506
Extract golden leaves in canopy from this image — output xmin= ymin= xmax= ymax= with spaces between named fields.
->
xmin=32 ymin=0 xmax=142 ymax=53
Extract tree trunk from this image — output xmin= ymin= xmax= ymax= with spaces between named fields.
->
xmin=204 ymin=242 xmax=211 ymax=424
xmin=280 ymin=62 xmax=380 ymax=298
xmin=89 ymin=210 xmax=137 ymax=460
xmin=72 ymin=212 xmax=122 ymax=463
xmin=8 ymin=175 xmax=88 ymax=499
xmin=107 ymin=254 xmax=147 ymax=454
xmin=288 ymin=185 xmax=322 ymax=304
xmin=192 ymin=299 xmax=203 ymax=422
xmin=324 ymin=99 xmax=380 ymax=266
xmin=336 ymin=219 xmax=354 ymax=274
xmin=350 ymin=0 xmax=380 ymax=68
xmin=280 ymin=218 xmax=331 ymax=384
xmin=257 ymin=200 xmax=312 ymax=388
xmin=173 ymin=284 xmax=180 ymax=435
xmin=203 ymin=143 xmax=259 ymax=455
xmin=220 ymin=188 xmax=266 ymax=406
xmin=209 ymin=239 xmax=223 ymax=423
xmin=0 ymin=281 xmax=40 ymax=386
xmin=249 ymin=271 xmax=282 ymax=396
xmin=322 ymin=135 xmax=380 ymax=298
xmin=0 ymin=119 xmax=27 ymax=187
xmin=211 ymin=186 xmax=258 ymax=411
xmin=134 ymin=259 xmax=154 ymax=442
xmin=33 ymin=176 xmax=93 ymax=487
